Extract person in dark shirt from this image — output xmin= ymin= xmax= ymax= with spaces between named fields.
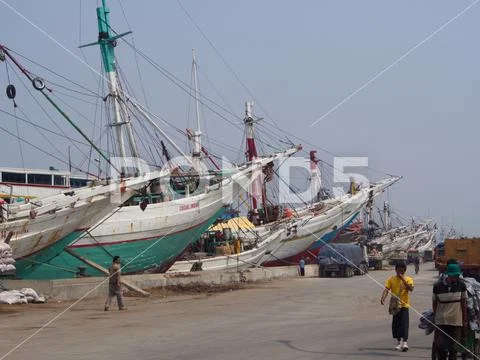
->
xmin=432 ymin=263 xmax=467 ymax=360
xmin=299 ymin=258 xmax=305 ymax=276
xmin=414 ymin=256 xmax=420 ymax=274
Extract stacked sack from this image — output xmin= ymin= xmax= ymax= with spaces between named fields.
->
xmin=0 ymin=288 xmax=46 ymax=304
xmin=0 ymin=242 xmax=16 ymax=275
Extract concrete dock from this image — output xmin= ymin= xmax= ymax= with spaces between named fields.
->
xmin=0 ymin=264 xmax=436 ymax=360
xmin=2 ymin=266 xmax=304 ymax=301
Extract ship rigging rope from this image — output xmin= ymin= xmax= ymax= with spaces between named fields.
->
xmin=390 ymin=206 xmax=427 ymax=225
xmin=120 ymin=93 xmax=238 ymax=164
xmin=2 ymin=10 xmax=394 ymax=184
xmin=9 ymin=24 xmax=282 ymax=170
xmin=115 ymin=36 xmax=243 ymax=123
xmin=78 ymin=1 xmax=109 ymax=178
xmin=77 ymin=0 xmax=106 ymax=89
xmin=199 ymin=132 xmax=246 ymax=156
xmin=256 ymin=122 xmax=297 ymax=150
xmin=77 ymin=2 xmax=112 ymax=178
xmin=131 ymin=123 xmax=164 ymax=166
xmin=51 ymin=93 xmax=104 ymax=132
xmin=0 ymin=123 xmax=99 ymax=178
xmin=175 ymin=0 xmax=275 ymax=122
xmin=176 ymin=0 xmax=324 ymax=156
xmin=47 ymin=86 xmax=102 ymax=107
xmin=0 ymin=109 xmax=101 ymax=148
xmin=117 ymin=0 xmax=151 ymax=111
xmin=7 ymin=61 xmax=94 ymax=162
xmin=194 ymin=67 xmax=216 ymax=154
xmin=119 ymin=96 xmax=191 ymax=159
xmin=85 ymin=67 xmax=105 ymax=179
xmin=114 ymin=65 xmax=156 ymax=161
xmin=41 ymin=80 xmax=101 ymax=99
xmin=100 ymin=8 xmax=247 ymax=131
xmin=186 ymin=69 xmax=194 ymax=152
xmin=1 ymin=46 xmax=123 ymax=175
xmin=182 ymin=59 xmax=245 ymax=157
xmin=266 ymin=116 xmax=398 ymax=178
xmin=197 ymin=65 xmax=238 ymax=121
xmin=76 ymin=130 xmax=113 ymax=178
xmin=115 ymin=82 xmax=190 ymax=142
xmin=5 ymin=10 xmax=392 ymax=181
xmin=5 ymin=61 xmax=27 ymax=182
xmin=104 ymin=101 xmax=117 ymax=160
xmin=236 ymin=131 xmax=247 ymax=164
xmin=14 ymin=108 xmax=28 ymax=195
xmin=176 ymin=1 xmax=397 ymax=179
xmin=271 ymin=158 xmax=311 ymax=208
xmin=7 ymin=105 xmax=75 ymax=165
xmin=115 ymin=35 xmax=248 ymax=135
xmin=116 ymin=66 xmax=155 ymax=158
xmin=115 ymin=67 xmax=198 ymax=165
xmin=7 ymin=48 xmax=102 ymax=98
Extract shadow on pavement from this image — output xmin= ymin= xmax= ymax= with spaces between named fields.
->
xmin=277 ymin=340 xmax=430 ymax=358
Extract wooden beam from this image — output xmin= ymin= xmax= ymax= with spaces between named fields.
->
xmin=64 ymin=248 xmax=150 ymax=297
xmin=4 ymin=232 xmax=13 ymax=244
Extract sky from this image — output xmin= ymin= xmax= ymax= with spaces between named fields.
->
xmin=0 ymin=0 xmax=478 ymax=235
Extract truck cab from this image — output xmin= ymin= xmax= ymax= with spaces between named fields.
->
xmin=318 ymin=243 xmax=368 ymax=278
xmin=435 ymin=238 xmax=480 ymax=280
xmin=407 ymin=249 xmax=420 ymax=264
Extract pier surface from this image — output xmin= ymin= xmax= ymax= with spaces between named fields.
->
xmin=0 ymin=265 xmax=436 ymax=360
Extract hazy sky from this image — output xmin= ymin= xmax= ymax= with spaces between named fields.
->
xmin=0 ymin=1 xmax=478 ymax=235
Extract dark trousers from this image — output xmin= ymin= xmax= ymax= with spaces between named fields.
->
xmin=300 ymin=268 xmax=305 ymax=276
xmin=392 ymin=307 xmax=409 ymax=341
xmin=434 ymin=325 xmax=463 ymax=360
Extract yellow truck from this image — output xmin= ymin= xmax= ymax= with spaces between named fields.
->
xmin=435 ymin=238 xmax=480 ymax=278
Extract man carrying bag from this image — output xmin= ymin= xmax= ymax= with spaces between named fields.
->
xmin=380 ymin=262 xmax=414 ymax=352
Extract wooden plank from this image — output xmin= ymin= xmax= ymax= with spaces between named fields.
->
xmin=64 ymin=248 xmax=150 ymax=297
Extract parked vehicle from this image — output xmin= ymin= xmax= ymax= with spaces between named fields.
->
xmin=423 ymin=249 xmax=433 ymax=262
xmin=318 ymin=243 xmax=368 ymax=278
xmin=407 ymin=249 xmax=421 ymax=264
xmin=366 ymin=243 xmax=383 ymax=270
xmin=388 ymin=250 xmax=407 ymax=266
xmin=435 ymin=238 xmax=480 ymax=280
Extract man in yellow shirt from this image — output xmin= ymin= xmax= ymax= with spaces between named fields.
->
xmin=380 ymin=262 xmax=414 ymax=352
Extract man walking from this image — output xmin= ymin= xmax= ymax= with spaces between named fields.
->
xmin=414 ymin=256 xmax=420 ymax=274
xmin=104 ymin=256 xmax=126 ymax=311
xmin=432 ymin=263 xmax=467 ymax=360
xmin=380 ymin=262 xmax=414 ymax=352
xmin=299 ymin=258 xmax=306 ymax=276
